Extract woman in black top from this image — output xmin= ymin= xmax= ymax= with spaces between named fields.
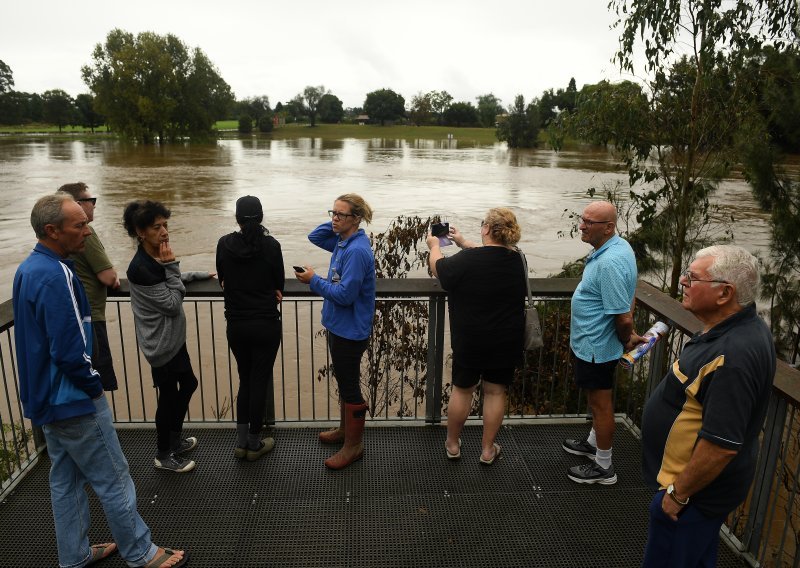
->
xmin=426 ymin=208 xmax=526 ymax=465
xmin=216 ymin=196 xmax=285 ymax=461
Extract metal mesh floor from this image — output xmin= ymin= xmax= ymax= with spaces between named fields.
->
xmin=0 ymin=423 xmax=745 ymax=567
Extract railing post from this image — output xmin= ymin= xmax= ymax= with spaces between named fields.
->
xmin=265 ymin=376 xmax=276 ymax=426
xmin=743 ymin=391 xmax=788 ymax=559
xmin=425 ymin=296 xmax=445 ymax=424
xmin=645 ymin=337 xmax=668 ymax=399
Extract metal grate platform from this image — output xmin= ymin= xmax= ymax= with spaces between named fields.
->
xmin=0 ymin=424 xmax=745 ymax=567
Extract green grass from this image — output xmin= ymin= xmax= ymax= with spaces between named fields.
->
xmin=0 ymin=123 xmax=109 ymax=134
xmin=0 ymin=121 xmax=502 ymax=146
xmin=216 ymin=122 xmax=501 ymax=146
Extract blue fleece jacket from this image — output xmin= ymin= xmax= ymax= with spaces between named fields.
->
xmin=12 ymin=243 xmax=102 ymax=426
xmin=308 ymin=222 xmax=376 ymax=341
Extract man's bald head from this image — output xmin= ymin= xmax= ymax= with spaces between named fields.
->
xmin=579 ymin=201 xmax=618 ymax=249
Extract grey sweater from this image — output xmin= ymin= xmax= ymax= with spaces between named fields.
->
xmin=128 ymin=257 xmax=209 ymax=368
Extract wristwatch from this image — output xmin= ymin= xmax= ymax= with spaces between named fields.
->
xmin=666 ymin=483 xmax=689 ymax=506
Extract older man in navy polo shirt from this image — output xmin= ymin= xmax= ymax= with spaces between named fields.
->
xmin=640 ymin=245 xmax=775 ymax=567
xmin=562 ymin=201 xmax=640 ymax=484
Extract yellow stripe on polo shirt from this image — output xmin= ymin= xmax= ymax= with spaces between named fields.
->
xmin=656 ymin=355 xmax=725 ymax=488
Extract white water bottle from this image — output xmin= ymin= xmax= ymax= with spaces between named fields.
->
xmin=620 ymin=321 xmax=669 ymax=369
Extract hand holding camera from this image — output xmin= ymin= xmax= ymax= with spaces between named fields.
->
xmin=431 ymin=222 xmax=453 ymax=247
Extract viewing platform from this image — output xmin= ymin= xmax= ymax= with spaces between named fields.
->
xmin=0 ymin=279 xmax=797 ymax=567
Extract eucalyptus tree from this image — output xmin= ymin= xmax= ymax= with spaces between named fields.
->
xmin=301 ymin=85 xmax=328 ymax=127
xmin=42 ymin=89 xmax=76 ymax=133
xmin=589 ymin=0 xmax=800 ymax=297
xmin=495 ymin=95 xmax=539 ymax=148
xmin=0 ymin=60 xmax=13 ymax=93
xmin=75 ymin=94 xmax=104 ymax=132
xmin=475 ymin=93 xmax=503 ymax=128
xmin=739 ymin=46 xmax=800 ymax=355
xmin=82 ymin=29 xmax=232 ymax=143
xmin=409 ymin=92 xmax=434 ymax=126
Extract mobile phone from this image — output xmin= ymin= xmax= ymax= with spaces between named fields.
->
xmin=293 ymin=265 xmax=306 ymax=273
xmin=431 ymin=222 xmax=450 ymax=237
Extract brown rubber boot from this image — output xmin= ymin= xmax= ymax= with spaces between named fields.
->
xmin=324 ymin=401 xmax=368 ymax=470
xmin=318 ymin=401 xmax=345 ymax=444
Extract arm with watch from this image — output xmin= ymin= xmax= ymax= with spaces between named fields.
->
xmin=662 ymin=438 xmax=738 ymax=521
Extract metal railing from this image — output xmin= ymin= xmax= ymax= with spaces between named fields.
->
xmin=1 ymin=278 xmax=800 ymax=566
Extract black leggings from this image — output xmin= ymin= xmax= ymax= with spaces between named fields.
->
xmin=328 ymin=332 xmax=368 ymax=404
xmin=227 ymin=318 xmax=282 ymax=434
xmin=152 ymin=344 xmax=198 ymax=454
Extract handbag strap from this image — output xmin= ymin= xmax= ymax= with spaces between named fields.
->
xmin=517 ymin=248 xmax=533 ymax=306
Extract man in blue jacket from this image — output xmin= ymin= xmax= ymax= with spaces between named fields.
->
xmin=13 ymin=194 xmax=187 ymax=568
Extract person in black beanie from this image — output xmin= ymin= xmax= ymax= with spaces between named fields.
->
xmin=216 ymin=195 xmax=285 ymax=461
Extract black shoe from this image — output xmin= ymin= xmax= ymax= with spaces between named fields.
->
xmin=562 ymin=438 xmax=597 ymax=458
xmin=172 ymin=436 xmax=198 ymax=455
xmin=154 ymin=453 xmax=196 ymax=473
xmin=567 ymin=461 xmax=617 ymax=485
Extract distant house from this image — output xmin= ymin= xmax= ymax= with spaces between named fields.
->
xmin=355 ymin=114 xmax=370 ymax=125
xmin=273 ymin=115 xmax=286 ymax=128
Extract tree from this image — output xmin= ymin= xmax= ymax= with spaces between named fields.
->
xmin=569 ymin=80 xmax=649 ymax=147
xmin=42 ymin=89 xmax=75 ymax=133
xmin=429 ymin=90 xmax=452 ymax=125
xmin=536 ymin=89 xmax=558 ymax=127
xmin=258 ymin=115 xmax=274 ymax=132
xmin=238 ymin=114 xmax=252 ymax=133
xmin=0 ymin=60 xmax=13 ymax=94
xmin=363 ymin=89 xmax=405 ymax=126
xmin=443 ymin=101 xmax=479 ymax=127
xmin=475 ymin=94 xmax=503 ymax=128
xmin=596 ymin=0 xmax=799 ymax=297
xmin=236 ymin=96 xmax=271 ymax=126
xmin=739 ymin=47 xmax=800 ymax=356
xmin=74 ymin=94 xmax=104 ymax=132
xmin=285 ymin=95 xmax=307 ymax=123
xmin=82 ymin=29 xmax=233 ymax=143
xmin=301 ymin=85 xmax=328 ymax=127
xmin=409 ymin=92 xmax=434 ymax=126
xmin=495 ymin=95 xmax=539 ymax=148
xmin=318 ymin=93 xmax=344 ymax=123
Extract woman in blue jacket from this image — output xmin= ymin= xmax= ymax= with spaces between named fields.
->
xmin=295 ymin=194 xmax=376 ymax=470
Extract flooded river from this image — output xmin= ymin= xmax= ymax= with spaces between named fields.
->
xmin=0 ymin=135 xmax=771 ymax=298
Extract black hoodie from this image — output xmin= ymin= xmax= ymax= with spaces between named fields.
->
xmin=216 ymin=229 xmax=285 ymax=321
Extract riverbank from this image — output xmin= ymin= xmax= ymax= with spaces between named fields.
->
xmin=0 ymin=121 xmax=502 ymax=145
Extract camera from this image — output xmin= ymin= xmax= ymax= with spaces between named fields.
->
xmin=431 ymin=222 xmax=450 ymax=237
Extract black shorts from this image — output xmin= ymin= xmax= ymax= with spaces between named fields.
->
xmin=572 ymin=350 xmax=618 ymax=390
xmin=452 ymin=362 xmax=514 ymax=389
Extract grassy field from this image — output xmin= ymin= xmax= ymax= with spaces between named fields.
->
xmin=0 ymin=121 xmax=501 ymax=146
xmin=217 ymin=122 xmax=500 ymax=145
xmin=0 ymin=123 xmax=109 ymax=134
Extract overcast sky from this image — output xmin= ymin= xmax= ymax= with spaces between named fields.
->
xmin=1 ymin=0 xmax=632 ymax=109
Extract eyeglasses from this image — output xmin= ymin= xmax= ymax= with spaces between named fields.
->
xmin=76 ymin=197 xmax=97 ymax=205
xmin=680 ymin=269 xmax=729 ymax=288
xmin=577 ymin=215 xmax=610 ymax=226
xmin=480 ymin=220 xmax=487 ymax=227
xmin=328 ymin=210 xmax=356 ymax=220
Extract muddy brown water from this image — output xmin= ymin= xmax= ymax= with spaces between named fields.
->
xmin=0 ymin=136 xmax=772 ymax=423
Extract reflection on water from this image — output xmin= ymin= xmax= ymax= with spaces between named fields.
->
xmin=0 ymin=136 xmax=771 ymax=298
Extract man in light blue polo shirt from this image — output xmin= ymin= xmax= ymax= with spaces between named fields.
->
xmin=562 ymin=201 xmax=641 ymax=484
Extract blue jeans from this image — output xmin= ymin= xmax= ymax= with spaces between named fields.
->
xmin=642 ymin=490 xmax=726 ymax=567
xmin=43 ymin=395 xmax=157 ymax=568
